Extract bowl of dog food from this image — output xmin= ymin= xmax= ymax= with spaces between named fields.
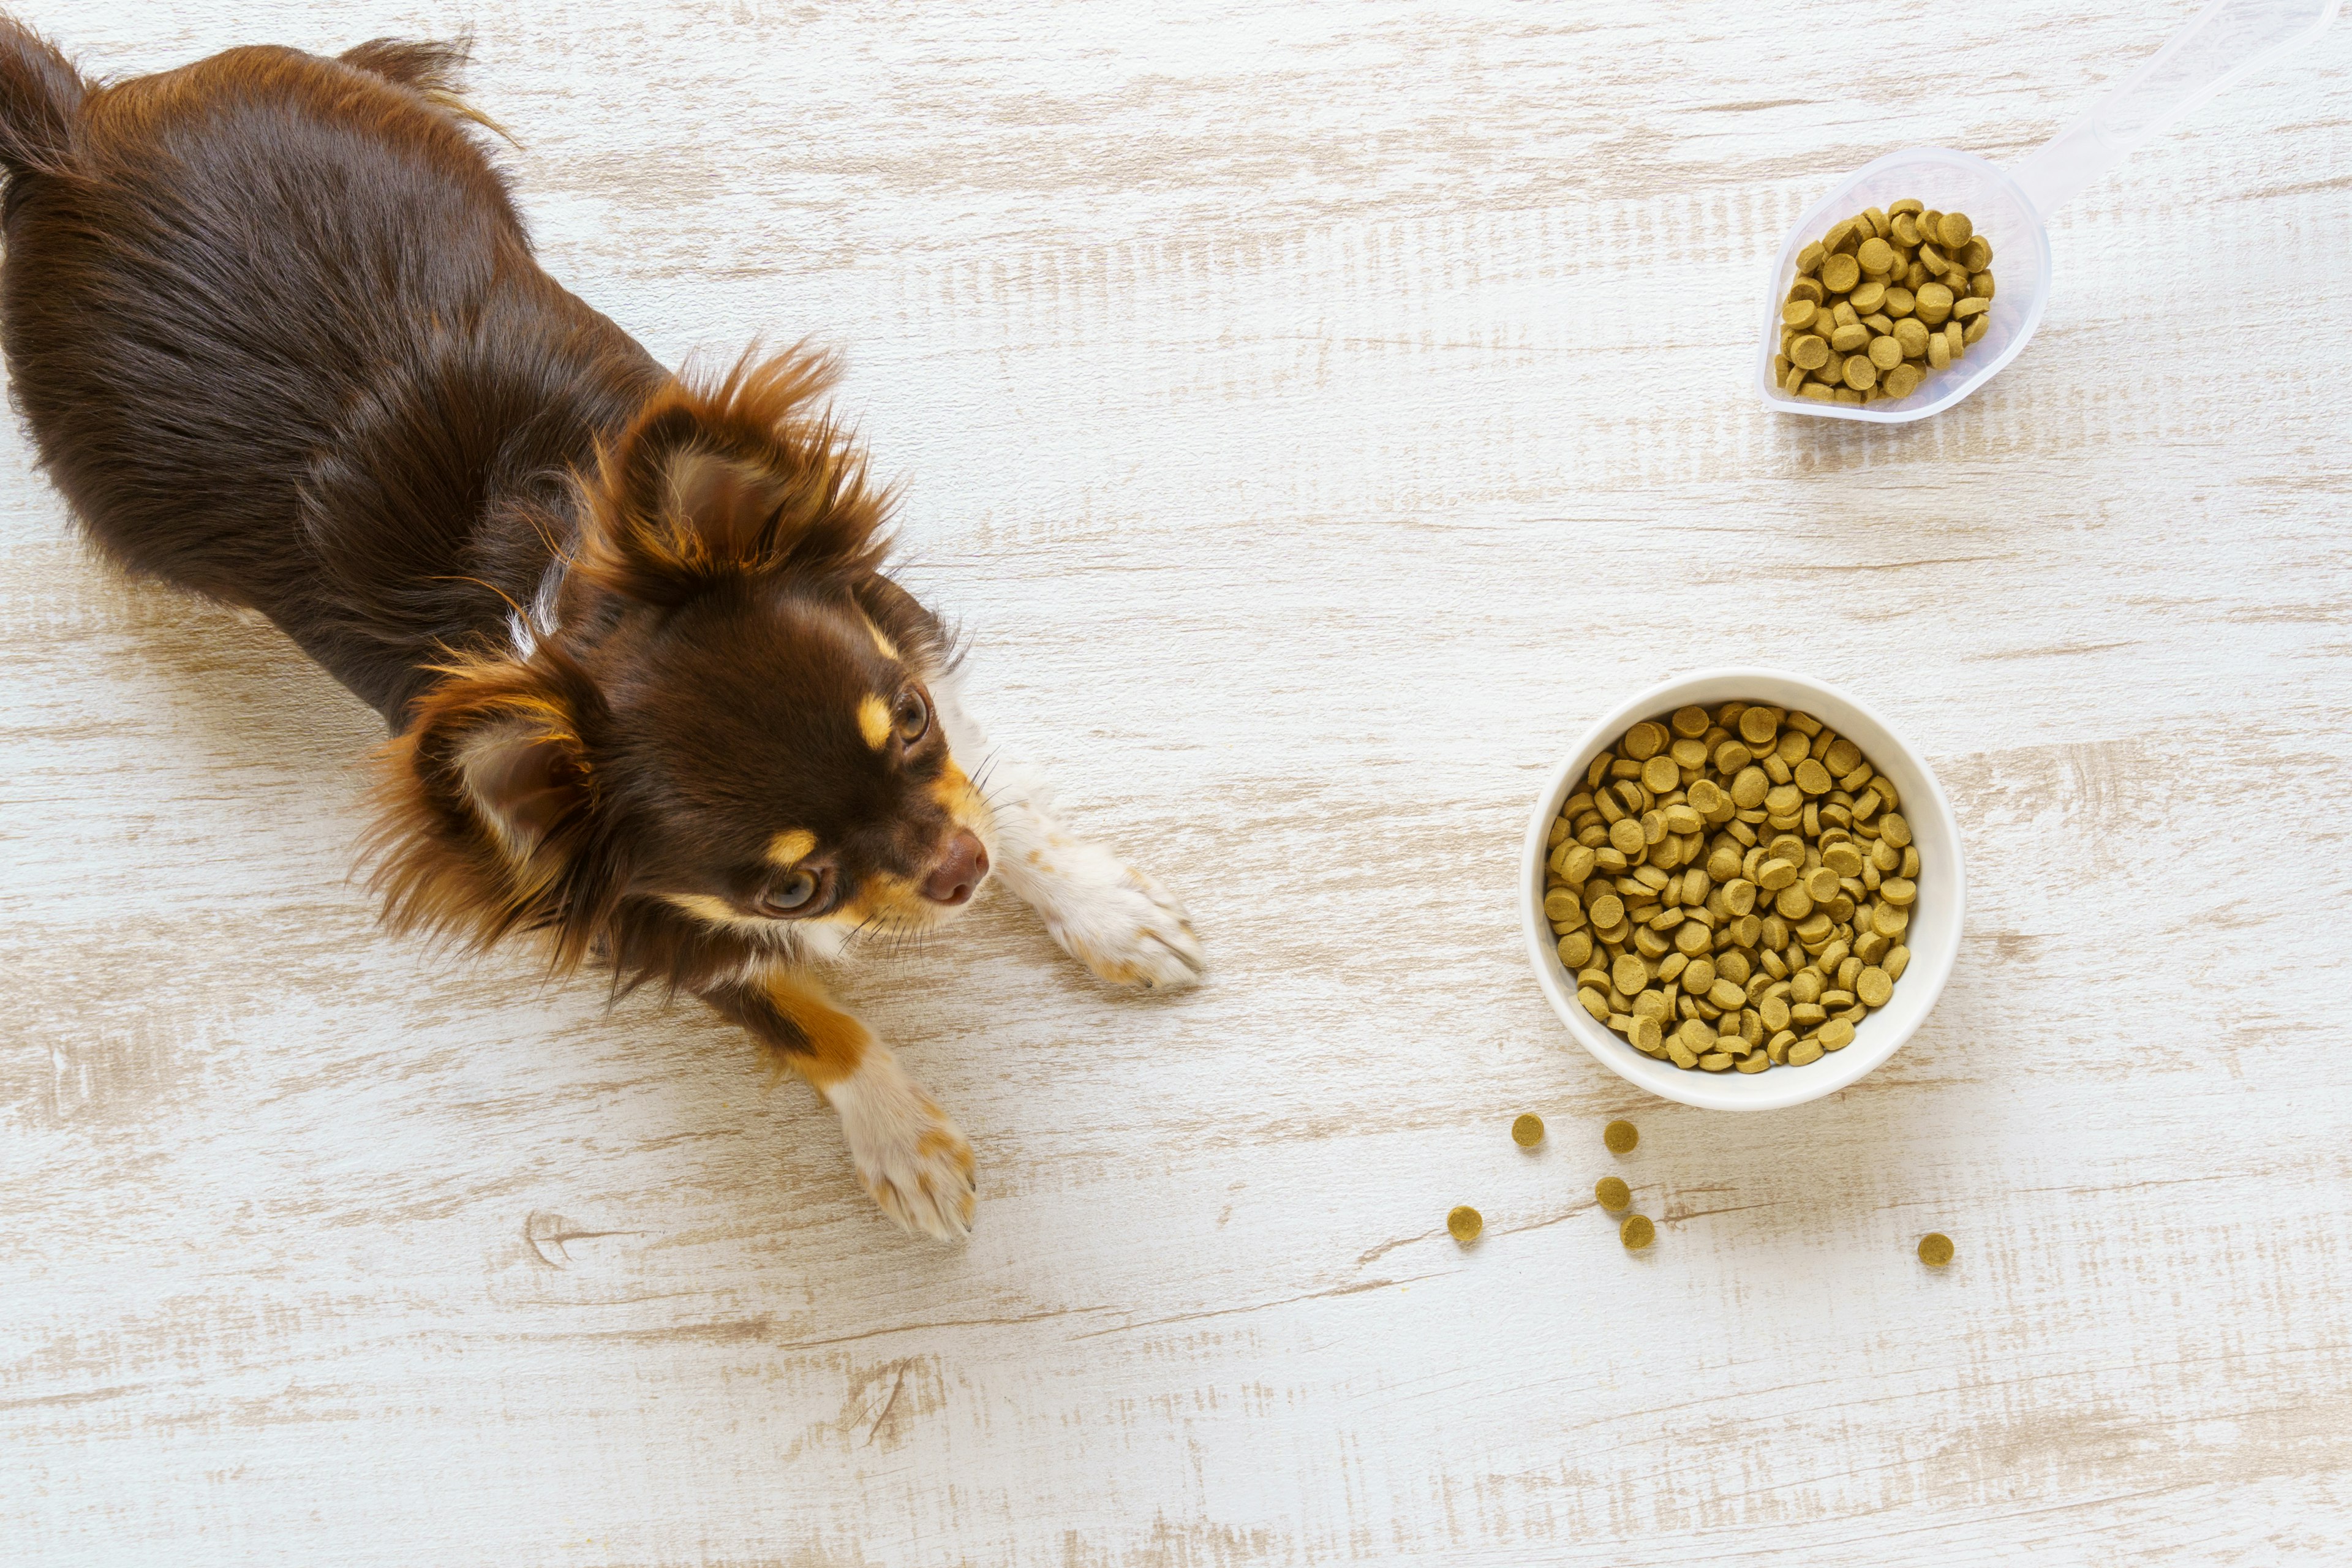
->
xmin=1519 ymin=669 xmax=1964 ymax=1110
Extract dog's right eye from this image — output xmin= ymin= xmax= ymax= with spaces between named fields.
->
xmin=757 ymin=869 xmax=821 ymax=917
xmin=892 ymin=688 xmax=930 ymax=744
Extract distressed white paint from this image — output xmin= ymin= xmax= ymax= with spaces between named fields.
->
xmin=4 ymin=2 xmax=2350 ymax=1563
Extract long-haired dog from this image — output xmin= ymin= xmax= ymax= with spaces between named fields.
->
xmin=0 ymin=23 xmax=1202 ymax=1240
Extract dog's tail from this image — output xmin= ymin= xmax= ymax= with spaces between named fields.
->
xmin=341 ymin=35 xmax=518 ymax=147
xmin=0 ymin=16 xmax=86 ymax=183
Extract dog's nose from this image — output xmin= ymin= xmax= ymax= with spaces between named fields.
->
xmin=921 ymin=831 xmax=989 ymax=905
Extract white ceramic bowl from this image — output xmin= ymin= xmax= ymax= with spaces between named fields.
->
xmin=1519 ymin=669 xmax=1964 ymax=1110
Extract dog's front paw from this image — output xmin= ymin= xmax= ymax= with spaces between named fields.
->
xmin=1044 ymin=864 xmax=1205 ymax=991
xmin=830 ymin=1059 xmax=976 ymax=1242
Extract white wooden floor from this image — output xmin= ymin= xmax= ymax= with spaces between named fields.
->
xmin=6 ymin=2 xmax=2351 ymax=1563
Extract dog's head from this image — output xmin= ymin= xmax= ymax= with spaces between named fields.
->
xmin=369 ymin=349 xmax=992 ymax=975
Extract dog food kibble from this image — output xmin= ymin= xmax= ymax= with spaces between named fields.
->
xmin=1918 ymin=1231 xmax=1954 ymax=1267
xmin=1545 ymin=702 xmax=1923 ymax=1073
xmin=1448 ymin=1205 xmax=1483 ymax=1245
xmin=1771 ymin=198 xmax=1994 ymax=407
xmin=1512 ymin=1113 xmax=1545 ymax=1148
xmin=1619 ymin=1214 xmax=1656 ymax=1250
xmin=1595 ymin=1176 xmax=1631 ymax=1212
xmin=1602 ymin=1118 xmax=1639 ymax=1153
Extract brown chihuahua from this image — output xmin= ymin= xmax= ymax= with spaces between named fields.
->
xmin=0 ymin=23 xmax=1202 ymax=1240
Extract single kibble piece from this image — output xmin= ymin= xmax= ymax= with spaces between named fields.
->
xmin=1603 ymin=1118 xmax=1639 ymax=1154
xmin=1448 ymin=1205 xmax=1483 ymax=1245
xmin=1595 ymin=1176 xmax=1631 ymax=1212
xmin=1779 ymin=198 xmax=1993 ymax=406
xmin=1512 ymin=1113 xmax=1545 ymax=1148
xmin=1620 ymin=1214 xmax=1656 ymax=1251
xmin=1918 ymin=1231 xmax=1954 ymax=1267
xmin=1549 ymin=704 xmax=1924 ymax=1074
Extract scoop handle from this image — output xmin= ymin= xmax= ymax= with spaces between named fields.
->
xmin=2010 ymin=0 xmax=2341 ymax=219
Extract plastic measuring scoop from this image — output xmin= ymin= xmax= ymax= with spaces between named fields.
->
xmin=1758 ymin=0 xmax=2342 ymax=424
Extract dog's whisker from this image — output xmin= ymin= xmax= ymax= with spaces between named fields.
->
xmin=968 ymin=745 xmax=1005 ymax=794
xmin=844 ymin=911 xmax=884 ymax=954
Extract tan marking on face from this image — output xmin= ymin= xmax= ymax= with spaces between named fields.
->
xmin=760 ymin=973 xmax=870 ymax=1088
xmin=866 ymin=621 xmax=900 ymax=662
xmin=767 ymin=828 xmax=816 ymax=866
xmin=858 ymin=694 xmax=892 ymax=750
xmin=930 ymin=760 xmax=985 ymax=829
xmin=663 ymin=892 xmax=753 ymax=930
xmin=819 ymin=870 xmax=925 ymax=933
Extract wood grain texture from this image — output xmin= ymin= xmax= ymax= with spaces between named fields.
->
xmin=4 ymin=2 xmax=2350 ymax=1562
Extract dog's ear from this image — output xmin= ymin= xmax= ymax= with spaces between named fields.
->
xmin=575 ymin=345 xmax=892 ymax=606
xmin=448 ymin=699 xmax=592 ymax=859
xmin=365 ymin=650 xmax=619 ymax=968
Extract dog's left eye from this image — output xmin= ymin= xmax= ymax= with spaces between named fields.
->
xmin=893 ymin=690 xmax=930 ymax=744
xmin=757 ymin=869 xmax=821 ymax=916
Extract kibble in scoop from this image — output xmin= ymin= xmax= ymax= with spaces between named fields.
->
xmin=1773 ymin=199 xmax=1994 ymax=407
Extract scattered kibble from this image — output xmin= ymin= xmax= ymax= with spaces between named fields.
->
xmin=1594 ymin=1176 xmax=1630 ymax=1212
xmin=1771 ymin=199 xmax=1995 ymax=407
xmin=1544 ymin=701 xmax=1921 ymax=1073
xmin=1619 ymin=1214 xmax=1655 ymax=1250
xmin=1511 ymin=1113 xmax=1545 ymax=1148
xmin=1447 ymin=1205 xmax=1482 ymax=1245
xmin=1918 ymin=1232 xmax=1954 ymax=1267
xmin=1603 ymin=1118 xmax=1638 ymax=1153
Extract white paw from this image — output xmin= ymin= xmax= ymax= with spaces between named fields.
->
xmin=1041 ymin=862 xmax=1205 ymax=991
xmin=827 ymin=1055 xmax=976 ymax=1242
